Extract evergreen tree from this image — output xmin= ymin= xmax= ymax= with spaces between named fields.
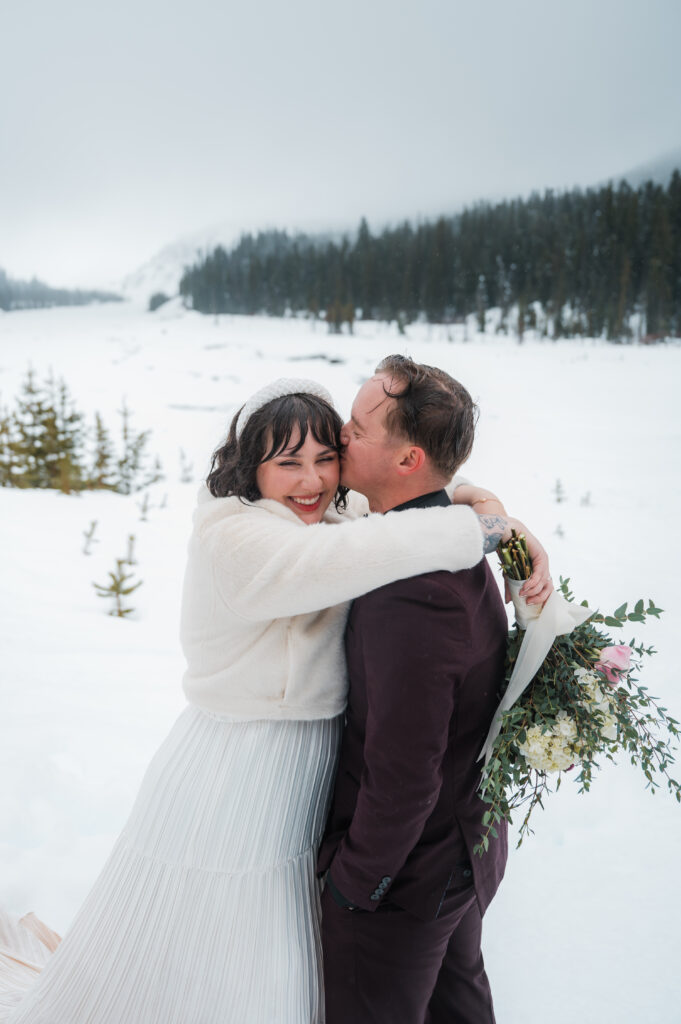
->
xmin=355 ymin=217 xmax=378 ymax=319
xmin=0 ymin=403 xmax=15 ymax=486
xmin=516 ymin=299 xmax=526 ymax=344
xmin=179 ymin=448 xmax=194 ymax=484
xmin=116 ymin=402 xmax=160 ymax=495
xmin=476 ymin=275 xmax=487 ymax=334
xmin=668 ymin=170 xmax=681 ymax=335
xmin=0 ymin=270 xmax=11 ymax=312
xmin=116 ymin=404 xmax=136 ymax=494
xmin=178 ymin=172 xmax=681 ymax=341
xmin=149 ymin=292 xmax=170 ymax=312
xmin=93 ymin=558 xmax=143 ymax=618
xmin=422 ymin=218 xmax=453 ymax=323
xmin=52 ymin=376 xmax=86 ymax=493
xmin=8 ymin=370 xmax=84 ymax=491
xmin=9 ymin=368 xmax=50 ymax=487
xmin=90 ymin=412 xmax=116 ymax=490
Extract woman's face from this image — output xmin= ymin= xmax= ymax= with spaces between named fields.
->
xmin=255 ymin=427 xmax=340 ymax=524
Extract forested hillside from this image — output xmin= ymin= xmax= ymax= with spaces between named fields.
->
xmin=0 ymin=270 xmax=121 ymax=311
xmin=179 ymin=174 xmax=681 ymax=340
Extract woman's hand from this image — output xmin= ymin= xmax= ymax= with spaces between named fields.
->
xmin=452 ymin=486 xmax=552 ymax=605
xmin=477 ymin=513 xmax=553 ymax=606
xmin=512 ymin=521 xmax=553 ymax=605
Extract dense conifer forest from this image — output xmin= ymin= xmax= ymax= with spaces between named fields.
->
xmin=0 ymin=270 xmax=121 ymax=311
xmin=179 ymin=174 xmax=681 ymax=340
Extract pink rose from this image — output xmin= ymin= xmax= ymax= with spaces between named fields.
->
xmin=595 ymin=645 xmax=632 ymax=684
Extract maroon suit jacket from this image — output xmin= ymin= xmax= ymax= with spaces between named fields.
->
xmin=318 ymin=490 xmax=509 ymax=921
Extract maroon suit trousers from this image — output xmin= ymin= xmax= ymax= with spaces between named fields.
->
xmin=322 ymin=881 xmax=497 ymax=1024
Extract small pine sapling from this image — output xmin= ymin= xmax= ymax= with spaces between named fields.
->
xmin=83 ymin=520 xmax=99 ymax=555
xmin=137 ymin=492 xmax=150 ymax=521
xmin=93 ymin=558 xmax=142 ymax=618
xmin=143 ymin=455 xmax=164 ymax=490
xmin=179 ymin=448 xmax=194 ymax=484
xmin=553 ymin=479 xmax=566 ymax=504
xmin=125 ymin=534 xmax=137 ymax=565
xmin=116 ymin=401 xmax=150 ymax=495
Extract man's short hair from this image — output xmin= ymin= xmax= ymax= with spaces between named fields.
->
xmin=375 ymin=354 xmax=478 ymax=478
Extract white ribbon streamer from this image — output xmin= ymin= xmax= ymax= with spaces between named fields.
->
xmin=478 ymin=580 xmax=593 ymax=766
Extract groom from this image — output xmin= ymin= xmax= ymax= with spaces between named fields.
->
xmin=318 ymin=355 xmax=512 ymax=1024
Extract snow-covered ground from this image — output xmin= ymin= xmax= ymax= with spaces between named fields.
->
xmin=1 ymin=300 xmax=680 ymax=1022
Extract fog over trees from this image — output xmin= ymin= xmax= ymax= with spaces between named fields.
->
xmin=179 ymin=174 xmax=681 ymax=341
xmin=0 ymin=271 xmax=121 ymax=312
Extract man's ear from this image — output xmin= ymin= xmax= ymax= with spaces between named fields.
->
xmin=395 ymin=446 xmax=427 ymax=476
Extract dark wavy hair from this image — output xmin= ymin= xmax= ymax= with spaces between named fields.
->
xmin=207 ymin=392 xmax=348 ymax=511
xmin=375 ymin=354 xmax=478 ymax=478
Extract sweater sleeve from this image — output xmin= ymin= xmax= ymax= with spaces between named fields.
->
xmin=445 ymin=473 xmax=471 ymax=500
xmin=202 ymin=504 xmax=484 ymax=621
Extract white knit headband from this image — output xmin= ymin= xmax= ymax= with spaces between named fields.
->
xmin=235 ymin=378 xmax=336 ymax=440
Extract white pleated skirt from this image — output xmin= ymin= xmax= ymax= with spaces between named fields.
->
xmin=0 ymin=705 xmax=343 ymax=1024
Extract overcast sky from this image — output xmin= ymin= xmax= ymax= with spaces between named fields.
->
xmin=2 ymin=0 xmax=680 ymax=288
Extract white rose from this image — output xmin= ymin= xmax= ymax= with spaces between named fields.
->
xmin=552 ymin=744 xmax=576 ymax=771
xmin=575 ymin=668 xmax=600 ymax=688
xmin=553 ymin=711 xmax=578 ymax=740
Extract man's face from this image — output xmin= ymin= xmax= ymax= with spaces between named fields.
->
xmin=339 ymin=374 xmax=402 ymax=501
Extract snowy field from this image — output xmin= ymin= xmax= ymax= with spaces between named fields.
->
xmin=1 ymin=300 xmax=680 ymax=1023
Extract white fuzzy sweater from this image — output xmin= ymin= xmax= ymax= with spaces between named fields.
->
xmin=179 ymin=485 xmax=484 ymax=720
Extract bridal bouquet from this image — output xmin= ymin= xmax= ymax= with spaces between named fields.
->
xmin=474 ymin=532 xmax=680 ymax=855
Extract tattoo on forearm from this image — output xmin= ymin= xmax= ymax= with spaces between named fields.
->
xmin=478 ymin=514 xmax=507 ymax=555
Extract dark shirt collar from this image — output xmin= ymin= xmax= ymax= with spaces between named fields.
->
xmin=388 ymin=489 xmax=451 ymax=513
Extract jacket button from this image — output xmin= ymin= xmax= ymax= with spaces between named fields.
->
xmin=370 ymin=894 xmax=380 ymax=901
xmin=463 ymin=868 xmax=472 ymax=879
xmin=382 ymin=876 xmax=391 ymax=884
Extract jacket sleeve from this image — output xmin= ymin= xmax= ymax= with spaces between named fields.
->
xmin=327 ymin=577 xmax=470 ymax=911
xmin=202 ymin=504 xmax=483 ymax=621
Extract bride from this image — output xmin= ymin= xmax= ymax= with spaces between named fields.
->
xmin=0 ymin=377 xmax=548 ymax=1023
